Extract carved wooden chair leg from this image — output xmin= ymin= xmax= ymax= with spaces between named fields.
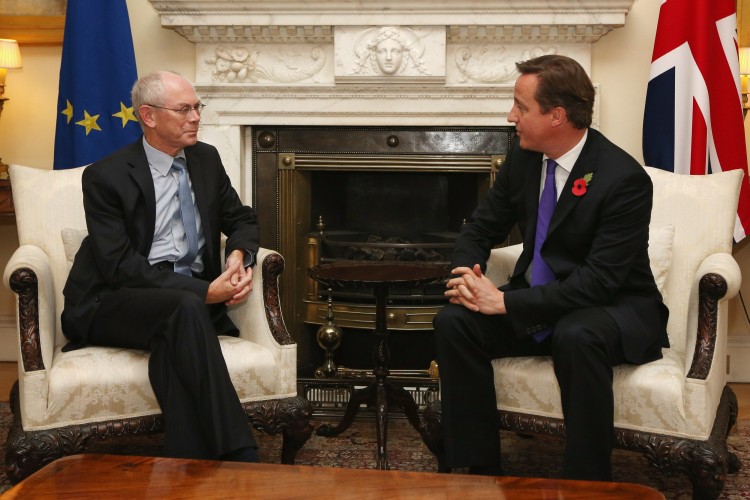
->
xmin=4 ymin=381 xmax=91 ymax=483
xmin=5 ymin=423 xmax=84 ymax=484
xmin=245 ymin=396 xmax=314 ymax=465
xmin=724 ymin=387 xmax=741 ymax=475
xmin=686 ymin=442 xmax=729 ymax=500
xmin=5 ymin=381 xmax=165 ymax=485
xmin=5 ymin=383 xmax=79 ymax=484
xmin=681 ymin=386 xmax=739 ymax=500
xmin=279 ymin=396 xmax=314 ymax=464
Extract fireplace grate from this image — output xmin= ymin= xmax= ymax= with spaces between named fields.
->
xmin=298 ymin=377 xmax=439 ymax=419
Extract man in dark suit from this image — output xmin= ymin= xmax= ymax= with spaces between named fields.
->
xmin=434 ymin=55 xmax=669 ymax=481
xmin=62 ymin=71 xmax=259 ymax=462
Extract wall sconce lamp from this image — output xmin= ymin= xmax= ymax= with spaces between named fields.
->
xmin=0 ymin=38 xmax=23 ymax=179
xmin=740 ymin=47 xmax=750 ymax=111
xmin=0 ymin=38 xmax=23 ymax=109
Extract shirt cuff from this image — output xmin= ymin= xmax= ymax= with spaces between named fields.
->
xmin=243 ymin=249 xmax=257 ymax=268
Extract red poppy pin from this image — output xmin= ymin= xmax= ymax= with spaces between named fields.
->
xmin=572 ymin=172 xmax=594 ymax=197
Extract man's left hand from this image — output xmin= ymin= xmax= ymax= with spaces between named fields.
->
xmin=223 ymin=249 xmax=254 ymax=306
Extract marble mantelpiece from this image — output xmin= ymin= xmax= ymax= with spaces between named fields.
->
xmin=147 ymin=0 xmax=633 ymax=201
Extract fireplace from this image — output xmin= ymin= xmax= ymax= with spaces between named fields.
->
xmin=253 ymin=126 xmax=516 ymax=374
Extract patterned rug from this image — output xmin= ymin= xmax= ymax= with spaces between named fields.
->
xmin=0 ymin=403 xmax=747 ymax=499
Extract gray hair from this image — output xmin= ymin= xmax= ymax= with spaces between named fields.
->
xmin=131 ymin=71 xmax=188 ymax=128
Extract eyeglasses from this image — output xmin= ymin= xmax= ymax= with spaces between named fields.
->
xmin=146 ymin=102 xmax=206 ymax=117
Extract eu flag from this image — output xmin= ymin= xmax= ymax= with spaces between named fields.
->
xmin=53 ymin=0 xmax=140 ymax=170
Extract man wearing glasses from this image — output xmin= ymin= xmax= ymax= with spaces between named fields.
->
xmin=61 ymin=71 xmax=259 ymax=462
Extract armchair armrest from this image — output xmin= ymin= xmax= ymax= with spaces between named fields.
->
xmin=686 ymin=252 xmax=741 ymax=380
xmin=227 ymin=247 xmax=294 ymax=351
xmin=695 ymin=253 xmax=741 ymax=301
xmin=3 ymin=245 xmax=57 ymax=373
xmin=486 ymin=244 xmax=523 ymax=286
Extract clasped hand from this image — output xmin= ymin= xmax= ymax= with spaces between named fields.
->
xmin=206 ymin=249 xmax=254 ymax=306
xmin=445 ymin=264 xmax=506 ymax=315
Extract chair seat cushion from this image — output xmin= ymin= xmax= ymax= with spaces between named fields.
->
xmin=23 ymin=336 xmax=278 ymax=430
xmin=492 ymin=348 xmax=709 ymax=440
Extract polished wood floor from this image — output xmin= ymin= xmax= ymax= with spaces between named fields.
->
xmin=0 ymin=361 xmax=747 ymax=421
xmin=0 ymin=362 xmax=18 ymax=403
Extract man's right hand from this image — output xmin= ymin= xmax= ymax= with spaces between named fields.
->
xmin=445 ymin=264 xmax=506 ymax=315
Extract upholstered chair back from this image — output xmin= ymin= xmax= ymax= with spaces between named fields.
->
xmin=644 ymin=167 xmax=741 ymax=361
xmin=9 ymin=164 xmax=87 ymax=351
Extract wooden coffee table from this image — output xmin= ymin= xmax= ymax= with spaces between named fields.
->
xmin=1 ymin=454 xmax=666 ymax=499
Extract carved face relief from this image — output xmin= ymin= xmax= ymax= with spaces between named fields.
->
xmin=374 ymin=38 xmax=404 ymax=75
xmin=347 ymin=26 xmax=430 ymax=77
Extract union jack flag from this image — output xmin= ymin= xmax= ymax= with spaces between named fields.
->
xmin=643 ymin=0 xmax=750 ymax=241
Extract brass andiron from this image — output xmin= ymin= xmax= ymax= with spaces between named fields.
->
xmin=314 ymin=288 xmax=342 ymax=378
xmin=335 ymin=360 xmax=440 ymax=380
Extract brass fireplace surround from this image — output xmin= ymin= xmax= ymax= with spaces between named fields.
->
xmin=252 ymin=126 xmax=514 ymax=370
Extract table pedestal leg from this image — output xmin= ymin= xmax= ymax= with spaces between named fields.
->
xmin=374 ymin=381 xmax=388 ymax=469
xmin=385 ymin=383 xmax=422 ymax=431
xmin=316 ymin=284 xmax=425 ymax=471
xmin=372 ymin=285 xmax=391 ymax=469
xmin=373 ymin=382 xmax=428 ymax=469
xmin=315 ymin=384 xmax=375 ymax=437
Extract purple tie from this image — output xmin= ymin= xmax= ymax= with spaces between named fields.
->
xmin=530 ymin=159 xmax=558 ymax=342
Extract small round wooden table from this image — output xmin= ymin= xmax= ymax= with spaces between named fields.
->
xmin=308 ymin=261 xmax=450 ymax=470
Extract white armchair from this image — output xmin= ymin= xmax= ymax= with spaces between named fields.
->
xmin=422 ymin=166 xmax=743 ymax=499
xmin=3 ymin=164 xmax=313 ymax=483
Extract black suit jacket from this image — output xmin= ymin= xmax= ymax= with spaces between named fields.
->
xmin=61 ymin=138 xmax=259 ymax=350
xmin=452 ymin=129 xmax=669 ymax=364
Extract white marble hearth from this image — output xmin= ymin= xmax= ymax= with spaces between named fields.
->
xmin=148 ymin=0 xmax=634 ymax=201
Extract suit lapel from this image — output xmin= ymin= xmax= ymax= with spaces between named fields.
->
xmin=127 ymin=142 xmax=157 ymax=244
xmin=547 ymin=132 xmax=600 ymax=235
xmin=516 ymin=152 xmax=545 ymax=272
xmin=524 ymin=152 xmax=545 ymax=237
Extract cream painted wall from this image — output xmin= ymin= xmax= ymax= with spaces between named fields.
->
xmin=592 ymin=0 xmax=658 ymax=163
xmin=1 ymin=0 xmax=750 ymax=364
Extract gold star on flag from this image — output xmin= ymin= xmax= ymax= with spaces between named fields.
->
xmin=113 ymin=102 xmax=137 ymax=127
xmin=61 ymin=100 xmax=74 ymax=124
xmin=76 ymin=111 xmax=102 ymax=135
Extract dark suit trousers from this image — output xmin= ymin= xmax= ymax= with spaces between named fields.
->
xmin=88 ymin=286 xmax=256 ymax=460
xmin=433 ymin=303 xmax=625 ymax=481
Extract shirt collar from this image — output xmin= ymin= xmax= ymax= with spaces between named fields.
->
xmin=543 ymin=129 xmax=588 ymax=174
xmin=143 ymin=137 xmax=186 ymax=177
